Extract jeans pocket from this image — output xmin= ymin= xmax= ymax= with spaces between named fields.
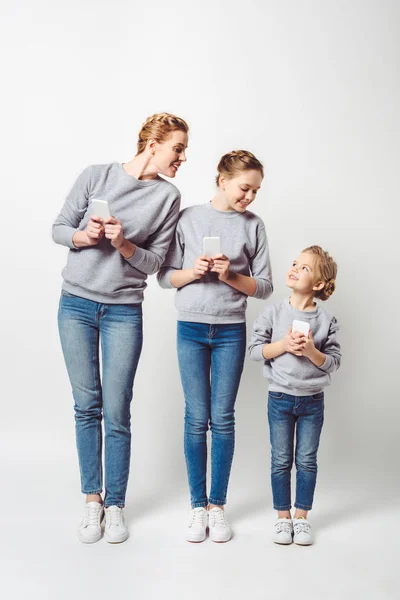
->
xmin=269 ymin=391 xmax=284 ymax=399
xmin=311 ymin=392 xmax=324 ymax=400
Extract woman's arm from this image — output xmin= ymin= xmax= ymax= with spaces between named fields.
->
xmin=52 ymin=166 xmax=94 ymax=249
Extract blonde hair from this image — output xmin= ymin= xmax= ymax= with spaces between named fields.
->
xmin=216 ymin=150 xmax=264 ymax=186
xmin=136 ymin=113 xmax=189 ymax=155
xmin=302 ymin=245 xmax=337 ymax=301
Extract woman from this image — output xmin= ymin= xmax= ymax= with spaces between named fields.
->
xmin=53 ymin=113 xmax=189 ymax=544
xmin=158 ymin=150 xmax=273 ymax=542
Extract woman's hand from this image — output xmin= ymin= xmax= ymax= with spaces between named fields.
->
xmin=283 ymin=327 xmax=306 ymax=356
xmin=193 ymin=255 xmax=211 ymax=279
xmin=210 ymin=254 xmax=230 ymax=282
xmin=104 ymin=217 xmax=125 ymax=249
xmin=84 ymin=216 xmax=104 ymax=245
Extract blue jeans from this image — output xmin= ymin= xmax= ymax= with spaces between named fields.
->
xmin=177 ymin=321 xmax=246 ymax=508
xmin=58 ymin=292 xmax=143 ymax=507
xmin=268 ymin=391 xmax=324 ymax=511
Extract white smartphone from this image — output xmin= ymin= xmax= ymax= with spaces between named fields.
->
xmin=292 ymin=320 xmax=310 ymax=337
xmin=90 ymin=198 xmax=110 ymax=220
xmin=203 ymin=236 xmax=221 ymax=258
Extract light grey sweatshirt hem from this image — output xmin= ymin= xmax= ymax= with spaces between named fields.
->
xmin=268 ymin=383 xmax=326 ymax=397
xmin=177 ymin=311 xmax=246 ymax=324
xmin=62 ymin=281 xmax=143 ymax=305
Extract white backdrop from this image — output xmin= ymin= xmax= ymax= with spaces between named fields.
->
xmin=1 ymin=1 xmax=399 ymax=598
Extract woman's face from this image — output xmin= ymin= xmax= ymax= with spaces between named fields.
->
xmin=220 ymin=170 xmax=263 ymax=212
xmin=151 ymin=130 xmax=188 ymax=178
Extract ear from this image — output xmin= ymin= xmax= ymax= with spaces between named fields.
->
xmin=219 ymin=175 xmax=227 ymax=190
xmin=146 ymin=138 xmax=158 ymax=155
xmin=313 ymin=281 xmax=325 ymax=292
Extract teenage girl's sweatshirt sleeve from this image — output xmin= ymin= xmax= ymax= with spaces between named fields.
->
xmin=52 ymin=166 xmax=92 ymax=248
xmin=250 ymin=224 xmax=273 ymax=299
xmin=125 ymin=195 xmax=181 ymax=276
xmin=248 ymin=304 xmax=274 ymax=362
xmin=156 ymin=218 xmax=184 ymax=289
xmin=318 ymin=317 xmax=342 ymax=373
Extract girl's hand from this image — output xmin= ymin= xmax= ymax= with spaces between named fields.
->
xmin=104 ymin=217 xmax=125 ymax=249
xmin=193 ymin=255 xmax=211 ymax=279
xmin=283 ymin=327 xmax=306 ymax=356
xmin=210 ymin=254 xmax=230 ymax=282
xmin=85 ymin=216 xmax=105 ymax=245
xmin=299 ymin=330 xmax=316 ymax=358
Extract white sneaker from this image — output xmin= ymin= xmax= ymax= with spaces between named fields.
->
xmin=77 ymin=501 xmax=104 ymax=544
xmin=208 ymin=507 xmax=231 ymax=543
xmin=104 ymin=506 xmax=129 ymax=543
xmin=272 ymin=518 xmax=293 ymax=545
xmin=293 ymin=517 xmax=313 ymax=545
xmin=186 ymin=507 xmax=208 ymax=542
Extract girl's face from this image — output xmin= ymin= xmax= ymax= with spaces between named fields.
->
xmin=220 ymin=170 xmax=263 ymax=212
xmin=286 ymin=253 xmax=324 ymax=294
xmin=150 ymin=130 xmax=188 ymax=178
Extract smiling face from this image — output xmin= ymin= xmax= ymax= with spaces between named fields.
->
xmin=150 ymin=130 xmax=188 ymax=178
xmin=220 ymin=169 xmax=263 ymax=212
xmin=286 ymin=252 xmax=325 ymax=295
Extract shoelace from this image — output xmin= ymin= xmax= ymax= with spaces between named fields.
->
xmin=294 ymin=521 xmax=310 ymax=534
xmin=276 ymin=521 xmax=292 ymax=534
xmin=84 ymin=505 xmax=102 ymax=527
xmin=189 ymin=509 xmax=206 ymax=526
xmin=107 ymin=508 xmax=122 ymax=527
xmin=209 ymin=509 xmax=228 ymax=528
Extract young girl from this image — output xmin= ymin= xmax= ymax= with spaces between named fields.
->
xmin=53 ymin=113 xmax=188 ymax=544
xmin=158 ymin=150 xmax=273 ymax=542
xmin=248 ymin=246 xmax=341 ymax=545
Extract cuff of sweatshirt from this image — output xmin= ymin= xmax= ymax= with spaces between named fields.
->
xmin=249 ymin=344 xmax=266 ymax=362
xmin=253 ymin=279 xmax=273 ymax=300
xmin=157 ymin=268 xmax=176 ymax=289
xmin=317 ymin=354 xmax=334 ymax=373
xmin=61 ymin=228 xmax=80 ymax=249
xmin=125 ymin=244 xmax=147 ymax=270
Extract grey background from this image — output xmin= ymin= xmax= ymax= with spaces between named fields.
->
xmin=1 ymin=0 xmax=398 ymax=598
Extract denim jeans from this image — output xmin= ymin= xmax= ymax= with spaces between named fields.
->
xmin=268 ymin=391 xmax=324 ymax=511
xmin=177 ymin=321 xmax=246 ymax=508
xmin=58 ymin=291 xmax=143 ymax=507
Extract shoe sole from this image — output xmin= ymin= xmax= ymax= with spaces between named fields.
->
xmin=273 ymin=539 xmax=293 ymax=545
xmin=104 ymin=532 xmax=129 ymax=544
xmin=77 ymin=531 xmax=102 ymax=544
xmin=209 ymin=532 xmax=231 ymax=543
xmin=186 ymin=533 xmax=206 ymax=543
xmin=294 ymin=539 xmax=313 ymax=546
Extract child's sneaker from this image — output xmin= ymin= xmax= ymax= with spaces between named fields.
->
xmin=77 ymin=501 xmax=104 ymax=544
xmin=293 ymin=517 xmax=313 ymax=545
xmin=208 ymin=507 xmax=231 ymax=543
xmin=272 ymin=518 xmax=293 ymax=545
xmin=104 ymin=506 xmax=129 ymax=543
xmin=186 ymin=507 xmax=208 ymax=542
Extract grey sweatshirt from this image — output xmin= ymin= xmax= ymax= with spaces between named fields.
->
xmin=248 ymin=297 xmax=341 ymax=395
xmin=157 ymin=202 xmax=273 ymax=323
xmin=52 ymin=163 xmax=181 ymax=304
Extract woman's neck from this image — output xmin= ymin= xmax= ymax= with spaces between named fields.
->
xmin=211 ymin=189 xmax=233 ymax=212
xmin=123 ymin=152 xmax=159 ymax=180
xmin=289 ymin=292 xmax=316 ymax=312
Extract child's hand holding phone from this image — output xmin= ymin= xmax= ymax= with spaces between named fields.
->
xmin=283 ymin=327 xmax=305 ymax=356
xmin=193 ymin=255 xmax=211 ymax=279
xmin=210 ymin=254 xmax=231 ymax=281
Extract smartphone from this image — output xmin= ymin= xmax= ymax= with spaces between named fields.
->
xmin=203 ymin=237 xmax=221 ymax=258
xmin=90 ymin=198 xmax=110 ymax=220
xmin=292 ymin=320 xmax=310 ymax=337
